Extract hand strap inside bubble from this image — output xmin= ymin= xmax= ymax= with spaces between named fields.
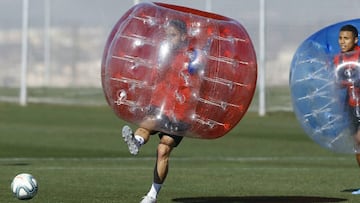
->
xmin=188 ymin=38 xmax=212 ymax=74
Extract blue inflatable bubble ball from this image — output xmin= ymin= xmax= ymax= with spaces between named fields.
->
xmin=290 ymin=19 xmax=360 ymax=153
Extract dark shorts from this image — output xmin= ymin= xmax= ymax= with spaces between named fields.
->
xmin=147 ymin=106 xmax=188 ymax=147
xmin=148 ymin=130 xmax=184 ymax=147
xmin=158 ymin=132 xmax=184 ymax=147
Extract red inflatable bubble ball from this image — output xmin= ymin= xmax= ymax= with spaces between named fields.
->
xmin=101 ymin=2 xmax=257 ymax=139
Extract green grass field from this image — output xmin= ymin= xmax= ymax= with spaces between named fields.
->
xmin=0 ymin=102 xmax=360 ymax=202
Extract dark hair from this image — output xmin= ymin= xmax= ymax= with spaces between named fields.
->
xmin=168 ymin=19 xmax=187 ymax=35
xmin=340 ymin=24 xmax=359 ymax=38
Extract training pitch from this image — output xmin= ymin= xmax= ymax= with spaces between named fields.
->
xmin=0 ymin=103 xmax=359 ymax=202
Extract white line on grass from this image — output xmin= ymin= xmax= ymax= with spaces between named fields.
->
xmin=0 ymin=156 xmax=351 ymax=162
xmin=0 ymin=157 xmax=353 ymax=171
xmin=32 ymin=167 xmax=317 ymax=171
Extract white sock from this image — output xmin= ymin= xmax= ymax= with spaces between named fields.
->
xmin=146 ymin=183 xmax=162 ymax=199
xmin=134 ymin=135 xmax=145 ymax=146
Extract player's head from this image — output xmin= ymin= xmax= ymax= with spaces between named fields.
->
xmin=338 ymin=24 xmax=359 ymax=53
xmin=165 ymin=19 xmax=187 ymax=50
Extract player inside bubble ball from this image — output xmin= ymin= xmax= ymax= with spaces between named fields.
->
xmin=121 ymin=19 xmax=202 ymax=203
xmin=334 ymin=24 xmax=360 ymax=194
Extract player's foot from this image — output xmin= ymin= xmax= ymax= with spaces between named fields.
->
xmin=352 ymin=189 xmax=360 ymax=195
xmin=140 ymin=195 xmax=157 ymax=203
xmin=122 ymin=125 xmax=140 ymax=155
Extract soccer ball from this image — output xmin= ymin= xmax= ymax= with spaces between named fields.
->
xmin=11 ymin=173 xmax=38 ymax=200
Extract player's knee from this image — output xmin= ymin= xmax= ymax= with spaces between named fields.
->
xmin=157 ymin=143 xmax=172 ymax=158
xmin=139 ymin=116 xmax=158 ymax=130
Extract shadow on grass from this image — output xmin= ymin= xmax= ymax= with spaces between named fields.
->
xmin=172 ymin=196 xmax=347 ymax=203
xmin=342 ymin=188 xmax=360 ymax=194
xmin=1 ymin=162 xmax=30 ymax=166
